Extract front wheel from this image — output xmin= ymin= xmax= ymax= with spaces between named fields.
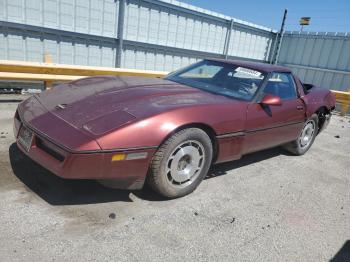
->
xmin=147 ymin=128 xmax=213 ymax=198
xmin=283 ymin=114 xmax=319 ymax=155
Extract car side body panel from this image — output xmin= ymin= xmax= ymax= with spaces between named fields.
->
xmin=243 ymin=100 xmax=305 ymax=154
xmin=294 ymin=76 xmax=336 ymax=117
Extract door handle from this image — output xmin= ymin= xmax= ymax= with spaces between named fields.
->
xmin=296 ymin=105 xmax=304 ymax=110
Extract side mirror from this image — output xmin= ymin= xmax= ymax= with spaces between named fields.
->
xmin=260 ymin=94 xmax=282 ymax=106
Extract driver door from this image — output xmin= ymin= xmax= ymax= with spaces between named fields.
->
xmin=243 ymin=72 xmax=305 ymax=154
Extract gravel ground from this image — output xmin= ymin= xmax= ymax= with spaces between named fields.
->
xmin=0 ymin=94 xmax=349 ymax=262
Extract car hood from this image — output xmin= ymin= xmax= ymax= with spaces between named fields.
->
xmin=33 ymin=76 xmax=232 ymax=135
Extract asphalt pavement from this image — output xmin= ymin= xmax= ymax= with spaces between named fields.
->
xmin=0 ymin=94 xmax=349 ymax=262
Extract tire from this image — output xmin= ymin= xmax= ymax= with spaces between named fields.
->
xmin=147 ymin=128 xmax=213 ymax=198
xmin=283 ymin=114 xmax=319 ymax=155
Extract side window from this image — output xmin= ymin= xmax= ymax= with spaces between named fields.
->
xmin=263 ymin=73 xmax=297 ymax=100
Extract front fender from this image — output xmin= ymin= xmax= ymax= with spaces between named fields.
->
xmin=96 ymin=104 xmax=246 ymax=150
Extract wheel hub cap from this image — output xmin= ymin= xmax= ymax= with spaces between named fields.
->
xmin=299 ymin=121 xmax=315 ymax=148
xmin=178 ymin=155 xmax=191 ymax=171
xmin=166 ymin=141 xmax=205 ymax=185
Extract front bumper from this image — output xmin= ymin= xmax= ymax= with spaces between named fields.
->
xmin=14 ymin=113 xmax=156 ymax=190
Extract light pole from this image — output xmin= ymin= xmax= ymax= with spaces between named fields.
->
xmin=271 ymin=9 xmax=287 ymax=64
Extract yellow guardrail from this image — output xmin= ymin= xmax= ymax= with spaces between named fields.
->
xmin=0 ymin=60 xmax=168 ymax=78
xmin=0 ymin=54 xmax=168 ymax=89
xmin=0 ymin=72 xmax=85 ymax=81
xmin=0 ymin=56 xmax=349 ymax=116
xmin=332 ymin=89 xmax=350 ymax=116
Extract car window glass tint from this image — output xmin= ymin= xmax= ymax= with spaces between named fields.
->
xmin=180 ymin=64 xmax=222 ymax=79
xmin=165 ymin=60 xmax=267 ymax=101
xmin=264 ymin=73 xmax=297 ymax=100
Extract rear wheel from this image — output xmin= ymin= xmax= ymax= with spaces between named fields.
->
xmin=284 ymin=114 xmax=319 ymax=155
xmin=148 ymin=128 xmax=213 ymax=198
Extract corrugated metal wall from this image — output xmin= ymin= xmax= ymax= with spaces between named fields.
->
xmin=122 ymin=44 xmax=200 ymax=71
xmin=123 ymin=0 xmax=228 ymax=53
xmin=1 ymin=0 xmax=119 ymax=37
xmin=0 ymin=0 xmax=118 ymax=66
xmin=1 ymin=0 xmax=349 ymax=92
xmin=228 ymin=27 xmax=273 ymax=61
xmin=0 ymin=26 xmax=117 ymax=66
xmin=278 ymin=31 xmax=350 ymax=91
xmin=0 ymin=0 xmax=276 ymax=71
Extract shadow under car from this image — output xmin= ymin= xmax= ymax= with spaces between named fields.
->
xmin=9 ymin=143 xmax=290 ymax=205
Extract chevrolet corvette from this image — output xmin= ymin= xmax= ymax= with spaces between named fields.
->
xmin=14 ymin=59 xmax=336 ymax=198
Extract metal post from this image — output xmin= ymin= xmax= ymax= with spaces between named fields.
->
xmin=43 ymin=53 xmax=53 ymax=90
xmin=223 ymin=19 xmax=233 ymax=59
xmin=272 ymin=9 xmax=287 ymax=64
xmin=115 ymin=0 xmax=126 ymax=68
xmin=274 ymin=31 xmax=285 ymax=64
xmin=269 ymin=32 xmax=279 ymax=64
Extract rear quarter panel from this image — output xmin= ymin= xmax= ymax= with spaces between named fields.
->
xmin=294 ymin=76 xmax=335 ymax=116
xmin=302 ymin=88 xmax=336 ymax=117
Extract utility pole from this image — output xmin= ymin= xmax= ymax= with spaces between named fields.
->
xmin=271 ymin=9 xmax=287 ymax=64
xmin=223 ymin=19 xmax=234 ymax=59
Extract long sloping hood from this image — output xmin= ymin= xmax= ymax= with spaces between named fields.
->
xmin=18 ymin=76 xmax=246 ymax=151
xmin=18 ymin=95 xmax=101 ymax=152
xmin=33 ymin=76 xmax=231 ymax=133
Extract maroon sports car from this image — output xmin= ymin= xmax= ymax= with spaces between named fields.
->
xmin=14 ymin=59 xmax=336 ymax=198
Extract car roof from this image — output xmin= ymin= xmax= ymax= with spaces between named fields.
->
xmin=207 ymin=58 xmax=292 ymax=73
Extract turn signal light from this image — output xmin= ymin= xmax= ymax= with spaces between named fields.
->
xmin=111 ymin=152 xmax=148 ymax=161
xmin=111 ymin=153 xmax=126 ymax=161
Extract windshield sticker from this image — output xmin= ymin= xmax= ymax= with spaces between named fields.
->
xmin=269 ymin=77 xmax=283 ymax=82
xmin=235 ymin=67 xmax=262 ymax=77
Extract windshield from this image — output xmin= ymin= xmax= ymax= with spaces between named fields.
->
xmin=165 ymin=60 xmax=267 ymax=101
